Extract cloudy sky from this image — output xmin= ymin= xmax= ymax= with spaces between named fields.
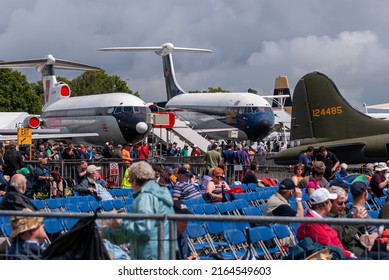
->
xmin=2 ymin=0 xmax=389 ymax=111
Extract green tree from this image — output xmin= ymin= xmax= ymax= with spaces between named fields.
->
xmin=0 ymin=69 xmax=42 ymax=114
xmin=69 ymin=70 xmax=139 ymax=97
xmin=189 ymin=86 xmax=230 ymax=93
xmin=248 ymin=88 xmax=257 ymax=94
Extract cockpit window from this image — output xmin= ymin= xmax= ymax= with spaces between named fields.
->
xmin=123 ymin=106 xmax=133 ymax=113
xmin=133 ymin=107 xmax=140 ymax=113
xmin=114 ymin=107 xmax=122 ymax=114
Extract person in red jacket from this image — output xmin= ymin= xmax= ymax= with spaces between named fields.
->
xmin=296 ymin=188 xmax=356 ymax=259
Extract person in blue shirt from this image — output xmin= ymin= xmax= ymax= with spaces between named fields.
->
xmin=298 ymin=146 xmax=314 ymax=177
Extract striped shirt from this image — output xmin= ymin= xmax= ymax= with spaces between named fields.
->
xmin=173 ymin=180 xmax=202 ymax=200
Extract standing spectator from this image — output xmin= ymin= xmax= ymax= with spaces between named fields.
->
xmin=234 ymin=144 xmax=250 ymax=181
xmin=3 ymin=141 xmax=24 ymax=177
xmin=167 ymin=142 xmax=177 ymax=156
xmin=121 ymin=143 xmax=133 ymax=165
xmin=315 ymin=146 xmax=340 ymax=180
xmin=113 ymin=144 xmax=123 ymax=158
xmin=180 ymin=144 xmax=189 ymax=157
xmin=61 ymin=143 xmax=79 ymax=160
xmin=6 ymin=208 xmax=47 ymax=260
xmin=34 ymin=158 xmax=57 ymax=199
xmin=264 ymin=178 xmax=304 ymax=217
xmin=85 ymin=146 xmax=93 ymax=160
xmin=297 ymin=146 xmax=314 ymax=177
xmin=16 ymin=167 xmax=33 ymax=199
xmin=45 ymin=142 xmax=58 ymax=161
xmin=190 ymin=145 xmax=200 ymax=157
xmin=101 ymin=141 xmax=114 ymax=159
xmin=204 ymin=143 xmax=221 ymax=173
xmin=77 ymin=144 xmax=87 ymax=159
xmin=103 ymin=161 xmax=175 ymax=260
xmin=370 ymin=162 xmax=389 ymax=198
xmin=222 ymin=144 xmax=235 ymax=183
xmin=33 ymin=144 xmax=48 ymax=160
xmin=0 ymin=159 xmax=9 ymax=196
xmin=76 ymin=160 xmax=88 ymax=184
xmin=138 ymin=142 xmax=149 ymax=160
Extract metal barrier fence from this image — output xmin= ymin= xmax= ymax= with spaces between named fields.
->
xmin=2 ymin=209 xmax=389 ymax=260
xmin=25 ymin=154 xmax=292 ymax=188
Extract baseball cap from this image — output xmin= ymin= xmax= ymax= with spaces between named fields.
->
xmin=177 ymin=167 xmax=192 ymax=177
xmin=163 ymin=166 xmax=173 ymax=175
xmin=172 ymin=164 xmax=181 ymax=169
xmin=329 ymin=179 xmax=349 ymax=191
xmin=310 ymin=188 xmax=337 ymax=205
xmin=16 ymin=167 xmax=30 ymax=177
xmin=211 ymin=143 xmax=218 ymax=149
xmin=86 ymin=165 xmax=101 ymax=173
xmin=350 ymin=181 xmax=371 ymax=195
xmin=279 ymin=178 xmax=296 ymax=190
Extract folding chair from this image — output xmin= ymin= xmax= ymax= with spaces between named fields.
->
xmin=191 ymin=204 xmax=205 ymax=215
xmin=233 ymin=199 xmax=250 ymax=215
xmin=202 ymin=203 xmax=217 ymax=215
xmin=32 ymin=199 xmax=48 ymax=211
xmin=223 ymin=229 xmax=249 ymax=259
xmin=100 ymin=200 xmax=115 ymax=212
xmin=254 ymin=226 xmax=285 ymax=259
xmin=271 ymin=224 xmax=296 ymax=254
xmin=45 ymin=198 xmax=65 ymax=212
xmin=186 ymin=222 xmax=217 ymax=257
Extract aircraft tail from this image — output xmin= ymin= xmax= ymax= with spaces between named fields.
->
xmin=99 ymin=42 xmax=212 ymax=101
xmin=0 ymin=55 xmax=100 ymax=108
xmin=291 ymin=71 xmax=389 ymax=141
xmin=272 ymin=75 xmax=292 ymax=113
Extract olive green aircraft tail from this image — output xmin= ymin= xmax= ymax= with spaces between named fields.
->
xmin=291 ymin=71 xmax=389 ymax=142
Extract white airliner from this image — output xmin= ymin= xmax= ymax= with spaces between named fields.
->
xmin=0 ymin=55 xmax=151 ymax=145
xmin=99 ymin=43 xmax=275 ymax=141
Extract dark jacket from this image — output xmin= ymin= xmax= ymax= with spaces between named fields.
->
xmin=0 ymin=185 xmax=37 ymax=211
xmin=7 ymin=237 xmax=44 ymax=260
xmin=3 ymin=148 xmax=24 ymax=176
xmin=74 ymin=178 xmax=95 ymax=195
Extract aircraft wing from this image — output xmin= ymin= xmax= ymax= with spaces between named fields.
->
xmin=0 ymin=132 xmax=99 ymax=142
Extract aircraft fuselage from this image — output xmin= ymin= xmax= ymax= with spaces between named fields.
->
xmin=41 ymin=92 xmax=151 ymax=146
xmin=166 ymin=92 xmax=274 ymax=140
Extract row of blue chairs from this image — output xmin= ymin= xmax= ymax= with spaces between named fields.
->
xmin=186 ymin=221 xmax=295 ymax=260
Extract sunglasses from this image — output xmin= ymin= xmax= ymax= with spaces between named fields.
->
xmin=316 ymin=173 xmax=324 ymax=176
xmin=214 ymin=175 xmax=224 ymax=179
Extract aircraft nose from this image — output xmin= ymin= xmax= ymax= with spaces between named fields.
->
xmin=256 ymin=119 xmax=273 ymax=139
xmin=136 ymin=122 xmax=149 ymax=134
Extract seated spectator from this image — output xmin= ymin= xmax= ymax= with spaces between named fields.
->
xmin=6 ymin=208 xmax=47 ymax=260
xmin=264 ymin=178 xmax=304 ymax=217
xmin=328 ymin=186 xmax=389 ymax=260
xmin=291 ymin=163 xmax=304 ymax=186
xmin=75 ymin=165 xmax=113 ymax=201
xmin=335 ymin=163 xmax=349 ymax=179
xmin=172 ymin=168 xmax=202 ymax=201
xmin=364 ymin=163 xmax=375 ymax=177
xmin=206 ymin=167 xmax=230 ymax=204
xmin=370 ymin=162 xmax=389 ymax=197
xmin=297 ymin=161 xmax=329 ymax=190
xmin=0 ymin=174 xmax=37 ymax=211
xmin=241 ymin=162 xmax=264 ymax=188
xmin=296 ymin=188 xmax=356 ymax=259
